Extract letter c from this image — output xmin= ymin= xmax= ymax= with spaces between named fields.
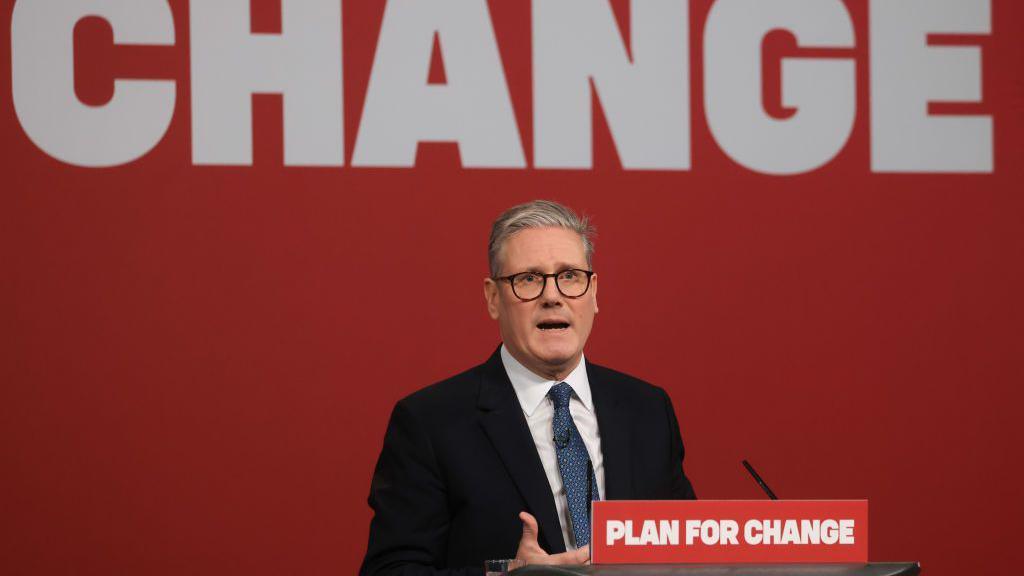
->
xmin=11 ymin=0 xmax=176 ymax=167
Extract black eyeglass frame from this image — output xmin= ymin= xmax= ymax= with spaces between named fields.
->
xmin=494 ymin=269 xmax=595 ymax=302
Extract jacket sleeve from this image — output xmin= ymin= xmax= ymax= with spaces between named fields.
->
xmin=360 ymin=401 xmax=481 ymax=576
xmin=660 ymin=387 xmax=697 ymax=500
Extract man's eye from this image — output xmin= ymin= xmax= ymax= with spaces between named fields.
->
xmin=559 ymin=270 xmax=577 ymax=280
xmin=519 ymin=274 xmax=537 ymax=283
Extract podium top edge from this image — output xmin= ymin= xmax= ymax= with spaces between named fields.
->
xmin=515 ymin=562 xmax=919 ymax=576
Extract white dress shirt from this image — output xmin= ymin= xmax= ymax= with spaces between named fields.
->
xmin=500 ymin=345 xmax=605 ymax=551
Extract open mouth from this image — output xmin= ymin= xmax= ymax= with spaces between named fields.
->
xmin=536 ymin=321 xmax=570 ymax=331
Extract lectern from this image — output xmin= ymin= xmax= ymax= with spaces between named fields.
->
xmin=565 ymin=499 xmax=916 ymax=576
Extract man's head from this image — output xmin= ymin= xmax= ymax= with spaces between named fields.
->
xmin=484 ymin=200 xmax=598 ymax=381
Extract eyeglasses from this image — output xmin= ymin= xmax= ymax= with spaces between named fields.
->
xmin=494 ymin=269 xmax=594 ymax=301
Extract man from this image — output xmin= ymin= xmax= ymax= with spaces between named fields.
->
xmin=361 ymin=200 xmax=695 ymax=576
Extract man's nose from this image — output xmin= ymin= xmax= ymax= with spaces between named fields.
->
xmin=539 ymin=277 xmax=563 ymax=305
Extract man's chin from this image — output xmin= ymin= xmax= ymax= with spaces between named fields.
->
xmin=531 ymin=348 xmax=582 ymax=372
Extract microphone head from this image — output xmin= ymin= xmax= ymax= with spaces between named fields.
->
xmin=553 ymin=429 xmax=570 ymax=449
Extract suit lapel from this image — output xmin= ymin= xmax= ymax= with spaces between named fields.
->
xmin=588 ymin=362 xmax=633 ymax=500
xmin=477 ymin=350 xmax=566 ymax=554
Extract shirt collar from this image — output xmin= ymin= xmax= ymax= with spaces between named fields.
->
xmin=500 ymin=344 xmax=593 ymax=417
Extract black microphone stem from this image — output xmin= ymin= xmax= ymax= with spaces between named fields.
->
xmin=742 ymin=459 xmax=779 ymax=500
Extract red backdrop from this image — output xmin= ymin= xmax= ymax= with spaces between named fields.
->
xmin=2 ymin=1 xmax=1022 ymax=575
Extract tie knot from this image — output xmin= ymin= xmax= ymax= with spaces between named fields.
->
xmin=548 ymin=382 xmax=573 ymax=409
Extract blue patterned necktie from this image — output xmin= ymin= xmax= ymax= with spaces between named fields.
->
xmin=548 ymin=382 xmax=600 ymax=548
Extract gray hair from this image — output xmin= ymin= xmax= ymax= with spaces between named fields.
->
xmin=488 ymin=200 xmax=595 ymax=277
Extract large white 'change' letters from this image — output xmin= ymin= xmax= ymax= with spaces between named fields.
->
xmin=870 ymin=0 xmax=992 ymax=172
xmin=533 ymin=0 xmax=690 ymax=170
xmin=352 ymin=0 xmax=524 ymax=168
xmin=190 ymin=0 xmax=343 ymax=166
xmin=704 ymin=0 xmax=855 ymax=175
xmin=11 ymin=0 xmax=176 ymax=167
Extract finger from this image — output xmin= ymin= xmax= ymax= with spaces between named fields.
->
xmin=577 ymin=545 xmax=590 ymax=563
xmin=547 ymin=551 xmax=578 ymax=565
xmin=518 ymin=512 xmax=539 ymax=543
xmin=547 ymin=546 xmax=589 ymax=566
xmin=572 ymin=545 xmax=590 ymax=565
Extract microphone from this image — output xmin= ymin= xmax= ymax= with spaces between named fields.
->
xmin=742 ymin=459 xmax=779 ymax=500
xmin=553 ymin=427 xmax=570 ymax=449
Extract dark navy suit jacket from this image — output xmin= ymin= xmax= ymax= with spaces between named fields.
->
xmin=360 ymin=348 xmax=696 ymax=576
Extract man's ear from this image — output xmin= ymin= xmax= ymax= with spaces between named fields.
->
xmin=591 ymin=273 xmax=598 ymax=314
xmin=484 ymin=278 xmax=500 ymax=320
